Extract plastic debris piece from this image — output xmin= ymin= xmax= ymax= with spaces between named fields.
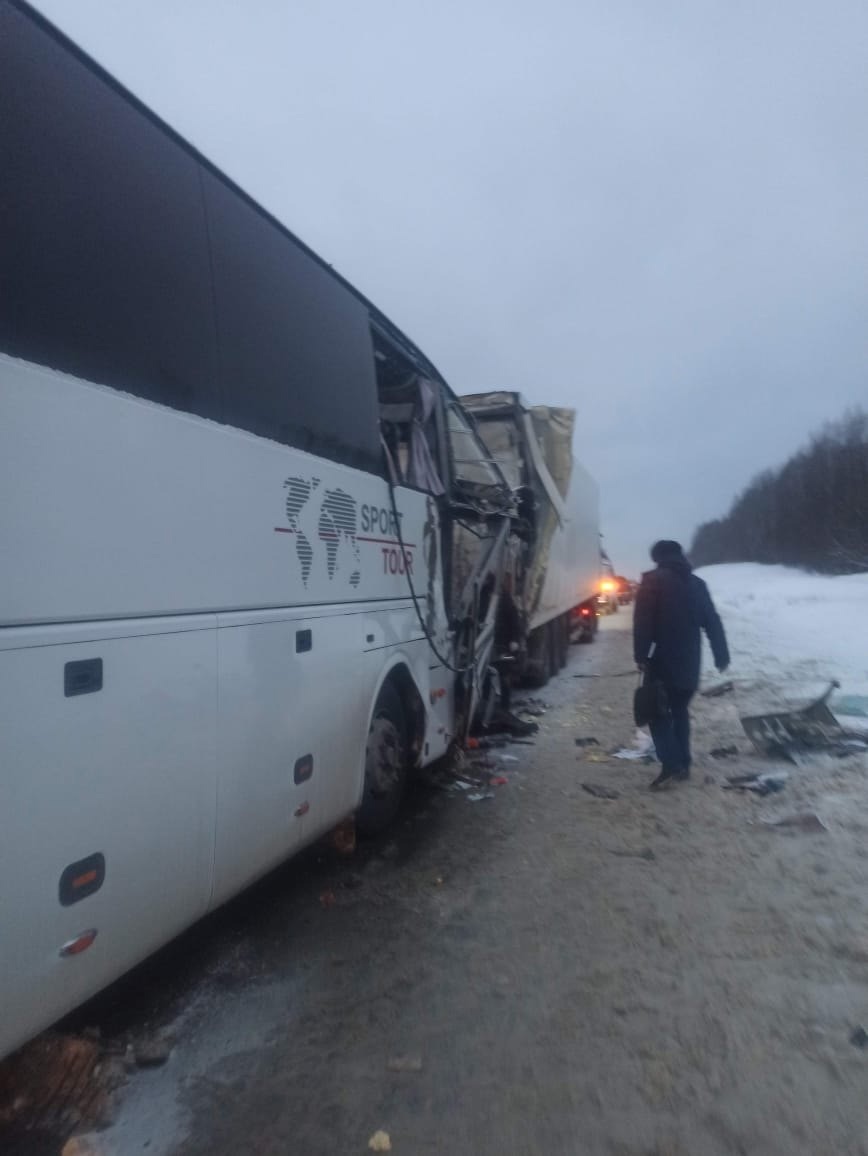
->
xmin=61 ymin=1141 xmax=101 ymax=1156
xmin=386 ymin=1054 xmax=423 ymax=1072
xmin=368 ymin=1131 xmax=392 ymax=1152
xmin=723 ymin=772 xmax=788 ymax=796
xmin=467 ymin=791 xmax=495 ymax=802
xmin=610 ymin=847 xmax=655 ymax=861
xmin=612 ymin=729 xmax=657 ymax=762
xmin=612 ymin=748 xmax=656 ymax=762
xmin=489 ymin=775 xmax=509 ymax=786
xmin=701 ymin=680 xmax=735 ymax=698
xmin=582 ymin=783 xmax=620 ymax=800
xmin=331 ymin=817 xmax=356 ymax=856
xmin=134 ymin=1035 xmax=173 ymax=1067
xmin=763 ymin=811 xmax=827 ymax=833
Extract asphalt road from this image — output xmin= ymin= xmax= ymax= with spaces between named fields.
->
xmin=7 ymin=610 xmax=868 ymax=1156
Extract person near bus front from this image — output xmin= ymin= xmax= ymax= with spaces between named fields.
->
xmin=633 ymin=539 xmax=730 ymax=789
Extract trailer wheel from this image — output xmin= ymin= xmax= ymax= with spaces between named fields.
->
xmin=546 ymin=619 xmax=560 ymax=680
xmin=356 ymin=683 xmax=407 ymax=836
xmin=557 ymin=615 xmax=569 ymax=669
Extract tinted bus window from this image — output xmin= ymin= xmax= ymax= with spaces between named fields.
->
xmin=0 ymin=3 xmax=220 ymax=419
xmin=202 ymin=173 xmax=382 ymax=474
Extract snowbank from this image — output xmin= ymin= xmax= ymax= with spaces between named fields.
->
xmin=696 ymin=563 xmax=868 ymax=709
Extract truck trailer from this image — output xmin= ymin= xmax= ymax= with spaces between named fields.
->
xmin=461 ymin=392 xmax=602 ymax=690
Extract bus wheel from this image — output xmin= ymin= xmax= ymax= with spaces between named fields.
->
xmin=356 ymin=683 xmax=407 ymax=836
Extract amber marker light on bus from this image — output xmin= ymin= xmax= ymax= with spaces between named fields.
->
xmin=59 ymin=929 xmax=98 ymax=957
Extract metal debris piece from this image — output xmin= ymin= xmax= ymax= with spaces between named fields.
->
xmin=581 ymin=783 xmax=620 ymax=800
xmin=134 ymin=1036 xmax=173 ymax=1068
xmin=386 ymin=1055 xmax=423 ymax=1072
xmin=741 ymin=680 xmax=849 ymax=761
xmin=702 ymin=680 xmax=735 ymax=698
xmin=723 ymin=772 xmax=788 ymax=797
xmin=762 ymin=812 xmax=827 ymax=833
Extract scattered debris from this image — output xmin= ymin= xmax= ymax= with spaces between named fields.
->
xmin=495 ymin=753 xmax=519 ymax=763
xmin=467 ymin=791 xmax=495 ymax=802
xmin=710 ymin=745 xmax=738 ymax=759
xmin=850 ymin=1027 xmax=868 ymax=1049
xmin=0 ymin=1033 xmax=125 ymax=1149
xmin=386 ymin=1055 xmax=423 ymax=1073
xmin=702 ymin=680 xmax=735 ymax=698
xmin=762 ymin=811 xmax=827 ymax=833
xmin=613 ymin=731 xmax=657 ymax=763
xmin=575 ymin=737 xmax=600 ymax=747
xmin=133 ymin=1035 xmax=173 ymax=1068
xmin=318 ymin=890 xmax=337 ymax=908
xmin=489 ymin=775 xmax=509 ymax=786
xmin=610 ymin=847 xmax=656 ymax=861
xmin=582 ymin=783 xmax=620 ymax=800
xmin=740 ymin=680 xmax=868 ymax=760
xmin=517 ymin=698 xmax=548 ymax=717
xmin=330 ymin=817 xmax=356 ymax=857
xmin=483 ymin=709 xmax=539 ymax=737
xmin=368 ymin=1130 xmax=392 ymax=1152
xmin=341 ymin=872 xmax=364 ymax=890
xmin=723 ymin=772 xmax=788 ymax=797
xmin=61 ymin=1139 xmax=101 ymax=1156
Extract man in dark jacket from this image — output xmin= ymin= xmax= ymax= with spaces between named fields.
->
xmin=633 ymin=540 xmax=729 ymax=788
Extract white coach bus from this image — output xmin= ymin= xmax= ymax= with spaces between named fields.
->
xmin=0 ymin=0 xmax=512 ymax=1058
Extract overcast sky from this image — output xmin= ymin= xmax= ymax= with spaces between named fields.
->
xmin=34 ymin=0 xmax=868 ymax=574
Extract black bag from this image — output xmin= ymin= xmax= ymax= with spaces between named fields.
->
xmin=634 ymin=670 xmax=669 ymax=727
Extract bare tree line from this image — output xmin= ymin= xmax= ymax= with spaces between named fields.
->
xmin=690 ymin=409 xmax=868 ymax=573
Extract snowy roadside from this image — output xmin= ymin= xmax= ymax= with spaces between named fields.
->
xmin=698 ymin=563 xmax=868 ymax=717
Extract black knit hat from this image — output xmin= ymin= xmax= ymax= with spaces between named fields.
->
xmin=650 ymin=539 xmax=684 ymax=563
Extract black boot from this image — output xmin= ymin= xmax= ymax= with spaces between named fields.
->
xmin=650 ymin=766 xmax=677 ymax=790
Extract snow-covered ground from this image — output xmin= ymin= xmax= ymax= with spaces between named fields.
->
xmin=698 ymin=563 xmax=868 ymax=715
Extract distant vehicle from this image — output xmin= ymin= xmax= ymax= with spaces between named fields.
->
xmin=460 ymin=392 xmax=602 ymax=688
xmin=615 ymin=576 xmax=634 ymax=606
xmin=596 ymin=577 xmax=620 ymax=615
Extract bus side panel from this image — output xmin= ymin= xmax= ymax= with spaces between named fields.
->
xmin=0 ymin=357 xmax=433 ymax=627
xmin=211 ymin=604 xmax=429 ymax=907
xmin=0 ymin=627 xmax=216 ymax=1059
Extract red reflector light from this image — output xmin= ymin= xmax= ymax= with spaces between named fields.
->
xmin=59 ymin=929 xmax=98 ymax=957
xmin=580 ymin=608 xmax=591 ymax=616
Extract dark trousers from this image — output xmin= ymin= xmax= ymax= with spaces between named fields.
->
xmin=650 ymin=687 xmax=694 ymax=773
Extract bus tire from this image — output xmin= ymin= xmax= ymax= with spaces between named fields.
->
xmin=356 ymin=682 xmax=408 ymax=836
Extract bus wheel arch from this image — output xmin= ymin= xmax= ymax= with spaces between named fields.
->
xmin=356 ymin=665 xmax=425 ymax=836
